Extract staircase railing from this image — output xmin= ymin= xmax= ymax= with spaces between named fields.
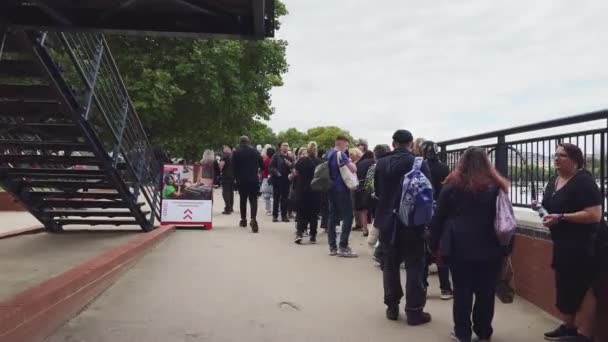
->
xmin=30 ymin=31 xmax=161 ymax=224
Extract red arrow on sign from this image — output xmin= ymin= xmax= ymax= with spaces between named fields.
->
xmin=184 ymin=209 xmax=193 ymax=214
xmin=183 ymin=214 xmax=193 ymax=220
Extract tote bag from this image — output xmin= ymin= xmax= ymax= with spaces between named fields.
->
xmin=337 ymin=151 xmax=358 ymax=190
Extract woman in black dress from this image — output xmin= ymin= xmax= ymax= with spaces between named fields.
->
xmin=541 ymin=143 xmax=602 ymax=342
xmin=293 ymin=142 xmax=323 ymax=244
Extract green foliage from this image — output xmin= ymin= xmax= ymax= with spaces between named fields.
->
xmin=247 ymin=120 xmax=278 ymax=147
xmin=276 ymin=126 xmax=355 ymax=151
xmin=107 ymin=0 xmax=289 ymax=160
xmin=306 ymin=126 xmax=354 ymax=150
xmin=277 ymin=128 xmax=308 ymax=149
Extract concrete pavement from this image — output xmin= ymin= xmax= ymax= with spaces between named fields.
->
xmin=49 ymin=195 xmax=557 ymax=342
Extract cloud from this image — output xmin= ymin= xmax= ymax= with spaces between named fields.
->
xmin=270 ymin=0 xmax=608 ymax=146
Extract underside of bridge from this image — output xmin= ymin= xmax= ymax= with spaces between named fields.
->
xmin=0 ymin=0 xmax=275 ymax=38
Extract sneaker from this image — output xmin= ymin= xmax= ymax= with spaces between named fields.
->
xmin=272 ymin=217 xmax=279 ymax=222
xmin=440 ymin=290 xmax=454 ymax=300
xmin=222 ymin=210 xmax=232 ymax=215
xmin=250 ymin=220 xmax=259 ymax=233
xmin=294 ymin=233 xmax=303 ymax=244
xmin=310 ymin=235 xmax=317 ymax=244
xmin=406 ymin=311 xmax=432 ymax=326
xmin=282 ymin=217 xmax=290 ymax=223
xmin=544 ymin=325 xmax=579 ymax=341
xmin=329 ymin=248 xmax=338 ymax=256
xmin=386 ymin=305 xmax=399 ymax=321
xmin=451 ymin=332 xmax=471 ymax=342
xmin=337 ymin=247 xmax=358 ymax=258
xmin=239 ymin=219 xmax=247 ymax=228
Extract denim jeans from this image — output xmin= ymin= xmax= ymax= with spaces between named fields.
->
xmin=328 ymin=190 xmax=353 ymax=249
xmin=383 ymin=227 xmax=427 ymax=312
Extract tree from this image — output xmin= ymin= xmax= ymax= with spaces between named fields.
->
xmin=277 ymin=128 xmax=307 ymax=150
xmin=107 ymin=0 xmax=289 ymax=160
xmin=247 ymin=120 xmax=278 ymax=147
xmin=306 ymin=126 xmax=354 ymax=150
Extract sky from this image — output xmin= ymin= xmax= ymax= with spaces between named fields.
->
xmin=269 ymin=0 xmax=608 ymax=147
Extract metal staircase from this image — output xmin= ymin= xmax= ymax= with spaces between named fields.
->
xmin=0 ymin=29 xmax=160 ymax=232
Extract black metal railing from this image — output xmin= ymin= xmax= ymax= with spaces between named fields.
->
xmin=438 ymin=110 xmax=608 ymax=210
xmin=33 ymin=31 xmax=161 ymax=222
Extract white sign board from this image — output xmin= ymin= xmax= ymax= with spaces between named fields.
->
xmin=161 ymin=164 xmax=213 ymax=228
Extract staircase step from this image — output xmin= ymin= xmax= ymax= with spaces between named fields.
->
xmin=0 ymin=140 xmax=90 ymax=151
xmin=52 ymin=219 xmax=140 ymax=227
xmin=0 ymin=84 xmax=56 ymax=101
xmin=38 ymin=199 xmax=145 ymax=209
xmin=0 ymin=32 xmax=33 ymax=55
xmin=1 ymin=154 xmax=101 ymax=166
xmin=27 ymin=191 xmax=123 ymax=200
xmin=2 ymin=167 xmax=105 ymax=178
xmin=20 ymin=179 xmax=116 ymax=189
xmin=0 ymin=60 xmax=44 ymax=79
xmin=44 ymin=209 xmax=149 ymax=218
xmin=0 ymin=100 xmax=64 ymax=118
xmin=0 ymin=123 xmax=81 ymax=136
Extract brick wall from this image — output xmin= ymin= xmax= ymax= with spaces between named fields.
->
xmin=512 ymin=231 xmax=608 ymax=341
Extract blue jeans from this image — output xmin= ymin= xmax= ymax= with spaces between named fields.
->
xmin=328 ymin=190 xmax=353 ymax=249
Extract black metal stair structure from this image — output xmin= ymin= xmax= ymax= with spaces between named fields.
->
xmin=0 ymin=29 xmax=160 ymax=232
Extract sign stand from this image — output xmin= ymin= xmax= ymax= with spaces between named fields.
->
xmin=160 ymin=164 xmax=213 ymax=229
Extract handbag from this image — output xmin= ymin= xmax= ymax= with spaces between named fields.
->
xmin=494 ymin=188 xmax=516 ymax=246
xmin=496 ymin=256 xmax=515 ymax=304
xmin=336 ymin=151 xmax=358 ymax=190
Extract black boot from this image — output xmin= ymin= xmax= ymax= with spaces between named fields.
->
xmin=406 ymin=310 xmax=432 ymax=326
xmin=250 ymin=219 xmax=259 ymax=233
xmin=239 ymin=219 xmax=247 ymax=228
xmin=386 ymin=305 xmax=399 ymax=321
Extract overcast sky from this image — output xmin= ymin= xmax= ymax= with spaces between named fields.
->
xmin=269 ymin=1 xmax=608 ymax=147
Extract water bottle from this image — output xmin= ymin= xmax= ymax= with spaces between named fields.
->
xmin=537 ymin=206 xmax=549 ymax=219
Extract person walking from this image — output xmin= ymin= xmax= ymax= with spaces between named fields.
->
xmin=420 ymin=140 xmax=453 ymax=300
xmin=293 ymin=142 xmax=323 ymax=244
xmin=430 ymin=147 xmax=510 ymax=342
xmin=374 ymin=130 xmax=432 ymax=325
xmin=354 ymin=149 xmax=375 ymax=237
xmin=327 ymin=135 xmax=358 ymax=257
xmin=260 ymin=147 xmax=275 ymax=216
xmin=365 ymin=144 xmax=391 ymax=262
xmin=232 ymin=136 xmax=264 ymax=233
xmin=269 ymin=142 xmax=294 ymax=222
xmin=219 ymin=145 xmax=235 ymax=215
xmin=539 ymin=143 xmax=602 ymax=342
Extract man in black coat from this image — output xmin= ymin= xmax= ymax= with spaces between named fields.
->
xmin=269 ymin=142 xmax=294 ymax=222
xmin=232 ymin=136 xmax=264 ymax=233
xmin=420 ymin=140 xmax=453 ymax=300
xmin=374 ymin=129 xmax=433 ymax=325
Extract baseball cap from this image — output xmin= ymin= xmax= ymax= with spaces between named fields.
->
xmin=392 ymin=130 xmax=414 ymax=144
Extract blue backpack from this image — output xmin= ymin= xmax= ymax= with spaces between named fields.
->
xmin=397 ymin=157 xmax=434 ymax=227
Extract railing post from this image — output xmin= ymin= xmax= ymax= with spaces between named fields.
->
xmin=438 ymin=144 xmax=447 ymax=164
xmin=495 ymin=135 xmax=509 ymax=177
xmin=112 ymin=100 xmax=130 ymax=167
xmin=83 ymin=35 xmax=104 ymax=120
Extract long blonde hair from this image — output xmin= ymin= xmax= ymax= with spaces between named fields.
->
xmin=201 ymin=149 xmax=215 ymax=164
xmin=413 ymin=138 xmax=425 ymax=156
xmin=307 ymin=141 xmax=318 ymax=158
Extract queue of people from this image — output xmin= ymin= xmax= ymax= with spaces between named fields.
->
xmin=212 ymin=132 xmax=605 ymax=342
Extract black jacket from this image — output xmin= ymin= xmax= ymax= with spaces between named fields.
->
xmin=426 ymin=158 xmax=449 ymax=199
xmin=373 ymin=148 xmax=432 ymax=231
xmin=430 ymin=184 xmax=502 ymax=261
xmin=269 ymin=153 xmax=293 ymax=180
xmin=232 ymin=144 xmax=264 ymax=184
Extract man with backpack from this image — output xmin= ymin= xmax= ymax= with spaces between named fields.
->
xmin=374 ymin=129 xmax=433 ymax=325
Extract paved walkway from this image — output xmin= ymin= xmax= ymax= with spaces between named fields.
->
xmin=49 ymin=195 xmax=556 ymax=342
xmin=0 ymin=211 xmax=41 ymax=235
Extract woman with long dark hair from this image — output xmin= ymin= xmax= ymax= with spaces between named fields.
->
xmin=430 ymin=147 xmax=509 ymax=342
xmin=539 ymin=143 xmax=602 ymax=342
